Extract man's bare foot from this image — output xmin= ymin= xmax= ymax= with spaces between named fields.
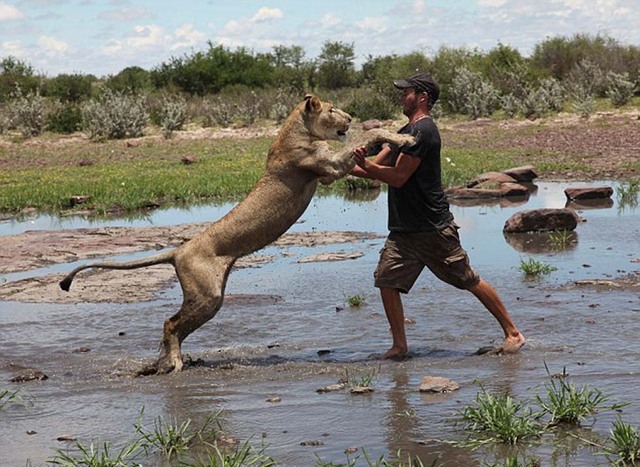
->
xmin=381 ymin=346 xmax=410 ymax=361
xmin=500 ymin=333 xmax=526 ymax=354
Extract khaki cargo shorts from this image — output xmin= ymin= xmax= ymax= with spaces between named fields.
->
xmin=374 ymin=222 xmax=480 ymax=293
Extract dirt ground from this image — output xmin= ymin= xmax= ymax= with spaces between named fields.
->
xmin=441 ymin=110 xmax=640 ymax=181
xmin=1 ymin=110 xmax=638 ymax=303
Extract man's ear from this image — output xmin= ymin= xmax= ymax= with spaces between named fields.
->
xmin=304 ymin=94 xmax=322 ymax=114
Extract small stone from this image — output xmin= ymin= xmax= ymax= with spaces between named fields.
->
xmin=419 ymin=376 xmax=460 ymax=393
xmin=300 ymin=440 xmax=324 ymax=446
xmin=349 ymin=386 xmax=374 ymax=394
xmin=316 ymin=383 xmax=346 ymax=393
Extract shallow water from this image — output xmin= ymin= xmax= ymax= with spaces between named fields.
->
xmin=1 ymin=181 xmax=639 ymax=466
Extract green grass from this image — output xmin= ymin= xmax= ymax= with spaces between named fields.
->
xmin=606 ymin=417 xmax=640 ymax=466
xmin=534 ymin=366 xmax=626 ymax=427
xmin=0 ymin=136 xmax=270 ymax=214
xmin=459 ymin=388 xmax=544 ymax=446
xmin=616 ymin=179 xmax=639 ymax=210
xmin=518 ymin=257 xmax=558 ymax=277
xmin=0 ymin=388 xmax=21 ymax=409
xmin=345 ymin=293 xmax=367 ymax=307
xmin=546 ymin=230 xmax=575 ymax=252
xmin=344 ymin=366 xmax=379 ymax=390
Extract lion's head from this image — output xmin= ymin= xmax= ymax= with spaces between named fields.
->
xmin=302 ymin=94 xmax=351 ymax=143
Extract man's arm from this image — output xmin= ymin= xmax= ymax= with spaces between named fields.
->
xmin=352 ymin=148 xmax=421 ymax=188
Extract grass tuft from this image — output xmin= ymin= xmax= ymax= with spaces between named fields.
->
xmin=460 ymin=387 xmax=543 ymax=446
xmin=518 ymin=257 xmax=557 ymax=277
xmin=534 ymin=365 xmax=622 ymax=426
xmin=345 ymin=293 xmax=366 ymax=307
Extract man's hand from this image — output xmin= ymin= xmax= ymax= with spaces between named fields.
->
xmin=352 ymin=146 xmax=368 ymax=169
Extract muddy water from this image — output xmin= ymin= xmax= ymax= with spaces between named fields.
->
xmin=1 ymin=181 xmax=639 ymax=466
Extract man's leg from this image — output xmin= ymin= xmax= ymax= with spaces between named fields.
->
xmin=467 ymin=279 xmax=525 ymax=353
xmin=380 ymin=287 xmax=409 ymax=359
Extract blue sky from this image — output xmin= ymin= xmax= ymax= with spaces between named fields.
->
xmin=1 ymin=0 xmax=639 ymax=77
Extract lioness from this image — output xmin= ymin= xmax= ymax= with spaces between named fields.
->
xmin=59 ymin=95 xmax=414 ymax=374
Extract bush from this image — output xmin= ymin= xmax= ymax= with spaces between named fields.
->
xmin=158 ymin=95 xmax=188 ymax=139
xmin=82 ymin=88 xmax=148 ymax=141
xmin=201 ymin=96 xmax=234 ymax=128
xmin=538 ymin=77 xmax=566 ymax=112
xmin=500 ymin=94 xmax=522 ymax=118
xmin=267 ymin=86 xmax=300 ymax=124
xmin=449 ymin=68 xmax=500 ymax=119
xmin=606 ymin=71 xmax=636 ymax=107
xmin=567 ymin=59 xmax=607 ymax=97
xmin=46 ymin=73 xmax=95 ymax=103
xmin=571 ymin=84 xmax=595 ymax=118
xmin=46 ymin=103 xmax=83 ymax=134
xmin=8 ymin=85 xmax=46 ymax=138
xmin=343 ymin=88 xmax=396 ymax=120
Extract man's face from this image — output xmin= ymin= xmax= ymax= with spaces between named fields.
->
xmin=399 ymin=87 xmax=421 ymax=116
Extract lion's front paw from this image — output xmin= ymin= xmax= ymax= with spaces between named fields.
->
xmin=394 ymin=133 xmax=416 ymax=147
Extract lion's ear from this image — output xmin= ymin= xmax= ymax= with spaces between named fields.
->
xmin=304 ymin=94 xmax=322 ymax=114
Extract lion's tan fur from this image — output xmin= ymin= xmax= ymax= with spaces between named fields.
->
xmin=59 ymin=95 xmax=414 ymax=373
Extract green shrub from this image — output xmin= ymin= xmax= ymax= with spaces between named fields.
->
xmin=500 ymin=94 xmax=522 ymax=118
xmin=82 ymin=88 xmax=148 ymax=141
xmin=538 ymin=77 xmax=566 ymax=111
xmin=158 ymin=95 xmax=188 ymax=139
xmin=571 ymin=84 xmax=595 ymax=118
xmin=46 ymin=73 xmax=95 ymax=103
xmin=201 ymin=96 xmax=233 ymax=127
xmin=606 ymin=72 xmax=636 ymax=107
xmin=449 ymin=68 xmax=500 ymax=119
xmin=46 ymin=103 xmax=82 ymax=134
xmin=8 ymin=85 xmax=46 ymax=138
xmin=343 ymin=90 xmax=396 ymax=120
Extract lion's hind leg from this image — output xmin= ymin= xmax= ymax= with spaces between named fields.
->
xmin=146 ymin=255 xmax=235 ymax=374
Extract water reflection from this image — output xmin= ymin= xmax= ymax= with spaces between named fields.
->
xmin=503 ymin=231 xmax=579 ymax=254
xmin=566 ymin=198 xmax=614 ymax=210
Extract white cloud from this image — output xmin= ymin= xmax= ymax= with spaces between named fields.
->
xmin=98 ymin=7 xmax=153 ymax=22
xmin=478 ymin=0 xmax=508 ymax=6
xmin=250 ymin=7 xmax=283 ymax=23
xmin=171 ymin=23 xmax=206 ymax=50
xmin=356 ymin=17 xmax=387 ymax=31
xmin=102 ymin=24 xmax=169 ymax=56
xmin=0 ymin=2 xmax=25 ymax=21
xmin=319 ymin=13 xmax=341 ymax=28
xmin=37 ymin=35 xmax=70 ymax=55
xmin=411 ymin=0 xmax=426 ymax=14
xmin=0 ymin=39 xmax=24 ymax=56
xmin=220 ymin=19 xmax=244 ymax=36
xmin=128 ymin=24 xmax=168 ymax=49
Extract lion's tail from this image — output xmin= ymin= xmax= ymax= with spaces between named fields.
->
xmin=59 ymin=250 xmax=176 ymax=292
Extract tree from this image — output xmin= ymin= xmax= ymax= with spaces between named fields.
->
xmin=269 ymin=45 xmax=313 ymax=91
xmin=317 ymin=41 xmax=356 ymax=90
xmin=105 ymin=66 xmax=153 ymax=93
xmin=151 ymin=43 xmax=275 ymax=95
xmin=0 ymin=56 xmax=41 ymax=101
xmin=46 ymin=73 xmax=96 ymax=102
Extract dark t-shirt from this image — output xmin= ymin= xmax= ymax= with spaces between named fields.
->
xmin=387 ymin=116 xmax=453 ymax=232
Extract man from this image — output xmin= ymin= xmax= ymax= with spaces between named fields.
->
xmin=350 ymin=71 xmax=525 ymax=360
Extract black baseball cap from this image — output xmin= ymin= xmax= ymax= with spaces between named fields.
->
xmin=393 ymin=71 xmax=440 ymax=105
